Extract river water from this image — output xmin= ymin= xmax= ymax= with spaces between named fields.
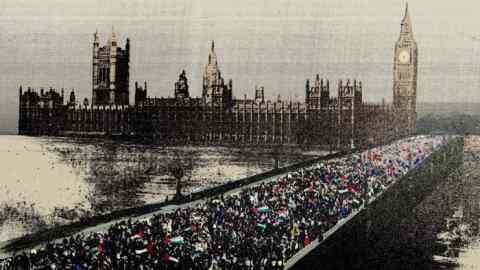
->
xmin=0 ymin=135 xmax=326 ymax=243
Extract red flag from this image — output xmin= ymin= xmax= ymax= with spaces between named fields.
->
xmin=97 ymin=243 xmax=104 ymax=254
xmin=132 ymin=230 xmax=144 ymax=239
xmin=304 ymin=235 xmax=310 ymax=246
xmin=164 ymin=253 xmax=179 ymax=263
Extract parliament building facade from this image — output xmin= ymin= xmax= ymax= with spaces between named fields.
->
xmin=18 ymin=6 xmax=417 ymax=150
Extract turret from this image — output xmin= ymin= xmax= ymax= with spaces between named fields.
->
xmin=305 ymin=79 xmax=310 ymax=99
xmin=255 ymin=86 xmax=265 ymax=104
xmin=92 ymin=30 xmax=99 ymax=105
xmin=315 ymin=74 xmax=320 ymax=88
xmin=69 ymin=89 xmax=76 ymax=106
xmin=126 ymin=38 xmax=130 ymax=57
xmin=174 ymin=70 xmax=190 ymax=99
xmin=93 ymin=29 xmax=99 ymax=56
xmin=108 ymin=27 xmax=117 ymax=104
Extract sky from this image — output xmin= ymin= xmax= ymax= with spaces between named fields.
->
xmin=1 ymin=0 xmax=480 ymax=133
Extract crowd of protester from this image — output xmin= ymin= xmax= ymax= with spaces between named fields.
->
xmin=0 ymin=135 xmax=449 ymax=270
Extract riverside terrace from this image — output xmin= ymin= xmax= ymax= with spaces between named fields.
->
xmin=0 ymin=135 xmax=456 ymax=270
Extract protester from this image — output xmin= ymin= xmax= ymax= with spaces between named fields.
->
xmin=0 ymin=135 xmax=449 ymax=270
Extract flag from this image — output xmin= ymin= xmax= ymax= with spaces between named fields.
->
xmin=277 ymin=209 xmax=288 ymax=219
xmin=135 ymin=248 xmax=148 ymax=255
xmin=89 ymin=247 xmax=100 ymax=257
xmin=257 ymin=223 xmax=267 ymax=231
xmin=97 ymin=243 xmax=104 ymax=254
xmin=304 ymin=235 xmax=310 ymax=246
xmin=258 ymin=206 xmax=269 ymax=213
xmin=338 ymin=189 xmax=349 ymax=194
xmin=131 ymin=231 xmax=144 ymax=240
xmin=171 ymin=236 xmax=184 ymax=245
xmin=164 ymin=254 xmax=179 ymax=263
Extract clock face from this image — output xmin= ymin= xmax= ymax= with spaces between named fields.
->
xmin=398 ymin=50 xmax=410 ymax=64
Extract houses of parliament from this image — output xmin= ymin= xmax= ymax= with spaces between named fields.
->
xmin=18 ymin=5 xmax=417 ymax=150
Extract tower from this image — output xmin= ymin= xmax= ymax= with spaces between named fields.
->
xmin=92 ymin=29 xmax=130 ymax=106
xmin=338 ymin=80 xmax=362 ymax=149
xmin=202 ymin=40 xmax=232 ymax=106
xmin=254 ymin=86 xmax=265 ymax=103
xmin=393 ymin=3 xmax=418 ymax=136
xmin=305 ymin=75 xmax=330 ymax=110
xmin=174 ymin=70 xmax=189 ymax=99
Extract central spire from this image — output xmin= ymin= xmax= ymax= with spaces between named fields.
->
xmin=208 ymin=40 xmax=218 ymax=65
xmin=110 ymin=26 xmax=117 ymax=45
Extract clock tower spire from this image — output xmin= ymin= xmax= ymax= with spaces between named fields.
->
xmin=393 ymin=2 xmax=417 ymax=136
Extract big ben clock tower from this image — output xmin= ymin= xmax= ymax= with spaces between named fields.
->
xmin=393 ymin=3 xmax=417 ymax=136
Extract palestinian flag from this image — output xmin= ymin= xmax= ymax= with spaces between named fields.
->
xmin=258 ymin=206 xmax=269 ymax=213
xmin=164 ymin=253 xmax=179 ymax=263
xmin=131 ymin=230 xmax=144 ymax=240
xmin=135 ymin=240 xmax=153 ymax=254
xmin=171 ymin=236 xmax=184 ymax=245
xmin=184 ymin=224 xmax=197 ymax=233
xmin=277 ymin=209 xmax=289 ymax=218
xmin=276 ymin=211 xmax=289 ymax=222
xmin=89 ymin=245 xmax=102 ymax=257
xmin=257 ymin=223 xmax=267 ymax=231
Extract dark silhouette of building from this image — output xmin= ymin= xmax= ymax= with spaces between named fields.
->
xmin=175 ymin=70 xmax=189 ymax=99
xmin=18 ymin=5 xmax=414 ymax=150
xmin=92 ymin=29 xmax=130 ymax=106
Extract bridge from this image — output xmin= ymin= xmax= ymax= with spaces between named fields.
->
xmin=0 ymin=136 xmax=464 ymax=269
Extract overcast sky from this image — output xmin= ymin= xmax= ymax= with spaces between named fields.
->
xmin=1 ymin=0 xmax=480 ymax=133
